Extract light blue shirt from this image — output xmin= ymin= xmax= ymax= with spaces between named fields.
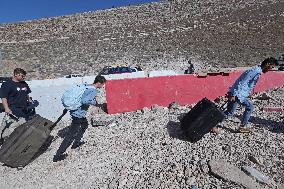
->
xmin=70 ymin=86 xmax=97 ymax=118
xmin=229 ymin=65 xmax=262 ymax=102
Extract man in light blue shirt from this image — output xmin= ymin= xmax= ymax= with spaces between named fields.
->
xmin=54 ymin=75 xmax=106 ymax=162
xmin=225 ymin=57 xmax=278 ymax=133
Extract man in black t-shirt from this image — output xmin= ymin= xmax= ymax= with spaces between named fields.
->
xmin=0 ymin=68 xmax=32 ymax=139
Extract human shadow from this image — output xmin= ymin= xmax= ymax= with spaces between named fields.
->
xmin=249 ymin=116 xmax=283 ymax=133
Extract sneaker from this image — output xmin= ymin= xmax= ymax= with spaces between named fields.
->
xmin=53 ymin=154 xmax=68 ymax=162
xmin=71 ymin=141 xmax=85 ymax=149
xmin=238 ymin=127 xmax=252 ymax=133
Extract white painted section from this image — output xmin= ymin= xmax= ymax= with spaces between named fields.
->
xmin=148 ymin=70 xmax=179 ymax=77
xmin=26 ymin=76 xmax=94 ymax=88
xmin=102 ymin=71 xmax=146 ymax=80
xmin=0 ymin=76 xmax=94 ymax=121
xmin=28 ymin=85 xmax=72 ymax=121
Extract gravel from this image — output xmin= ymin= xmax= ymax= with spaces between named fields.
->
xmin=0 ymin=0 xmax=283 ymax=188
xmin=0 ymin=86 xmax=283 ymax=188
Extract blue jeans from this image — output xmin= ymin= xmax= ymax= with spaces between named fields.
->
xmin=225 ymin=97 xmax=254 ymax=127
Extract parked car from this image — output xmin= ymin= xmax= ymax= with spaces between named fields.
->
xmin=64 ymin=74 xmax=83 ymax=78
xmin=99 ymin=65 xmax=142 ymax=75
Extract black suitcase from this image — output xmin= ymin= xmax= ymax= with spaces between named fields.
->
xmin=0 ymin=110 xmax=67 ymax=168
xmin=181 ymin=98 xmax=225 ymax=142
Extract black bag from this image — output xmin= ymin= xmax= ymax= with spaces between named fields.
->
xmin=181 ymin=98 xmax=226 ymax=142
xmin=0 ymin=109 xmax=67 ymax=168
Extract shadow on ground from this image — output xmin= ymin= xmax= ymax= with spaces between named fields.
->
xmin=166 ymin=120 xmax=189 ymax=141
xmin=250 ymin=116 xmax=284 ymax=133
xmin=218 ymin=114 xmax=283 ymax=133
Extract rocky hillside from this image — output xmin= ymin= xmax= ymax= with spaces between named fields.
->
xmin=0 ymin=0 xmax=283 ymax=79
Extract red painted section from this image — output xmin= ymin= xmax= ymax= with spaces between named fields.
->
xmin=106 ymin=71 xmax=284 ymax=114
xmin=262 ymin=107 xmax=283 ymax=113
xmin=254 ymin=71 xmax=284 ymax=92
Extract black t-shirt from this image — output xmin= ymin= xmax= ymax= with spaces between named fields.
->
xmin=0 ymin=79 xmax=31 ymax=117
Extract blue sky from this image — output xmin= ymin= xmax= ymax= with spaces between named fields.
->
xmin=0 ymin=0 xmax=160 ymax=24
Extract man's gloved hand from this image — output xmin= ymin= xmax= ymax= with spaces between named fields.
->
xmin=31 ymin=100 xmax=39 ymax=107
xmin=25 ymin=100 xmax=39 ymax=119
xmin=27 ymin=100 xmax=39 ymax=110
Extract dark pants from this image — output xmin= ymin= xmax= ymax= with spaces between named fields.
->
xmin=55 ymin=117 xmax=88 ymax=156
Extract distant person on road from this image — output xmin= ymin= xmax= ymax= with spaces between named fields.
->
xmin=0 ymin=68 xmax=33 ymax=142
xmin=53 ymin=75 xmax=106 ymax=162
xmin=184 ymin=60 xmax=195 ymax=74
xmin=224 ymin=57 xmax=278 ymax=133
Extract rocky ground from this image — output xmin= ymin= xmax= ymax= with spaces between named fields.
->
xmin=0 ymin=0 xmax=283 ymax=188
xmin=0 ymin=86 xmax=283 ymax=188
